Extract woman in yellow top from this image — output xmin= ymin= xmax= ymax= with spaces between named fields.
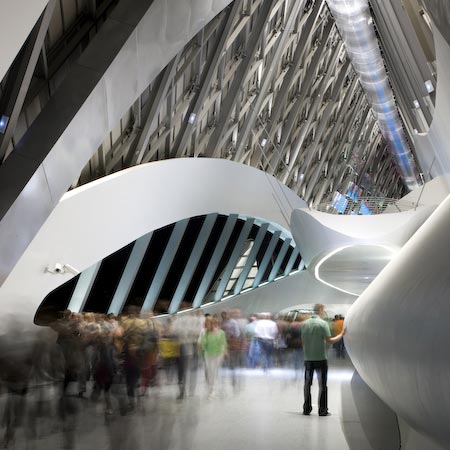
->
xmin=199 ymin=317 xmax=227 ymax=398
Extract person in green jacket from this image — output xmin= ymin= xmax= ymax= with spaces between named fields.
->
xmin=199 ymin=316 xmax=227 ymax=398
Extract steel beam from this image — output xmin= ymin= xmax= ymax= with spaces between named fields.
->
xmin=252 ymin=230 xmax=281 ymax=288
xmin=374 ymin=1 xmax=434 ymax=101
xmin=280 ymin=51 xmax=344 ymax=187
xmin=334 ymin=106 xmax=371 ymax=190
xmin=168 ymin=214 xmax=218 ymax=314
xmin=233 ymin=0 xmax=306 ymax=162
xmin=265 ymin=20 xmax=334 ymax=173
xmin=252 ymin=0 xmax=324 ymax=161
xmin=303 ymin=61 xmax=352 ymax=201
xmin=108 ymin=233 xmax=153 ymax=315
xmin=231 ymin=222 xmax=269 ymax=295
xmin=298 ymin=101 xmax=336 ymax=185
xmin=357 ymin=134 xmax=382 ymax=186
xmin=283 ymin=247 xmax=300 ymax=276
xmin=321 ymin=87 xmax=364 ymax=195
xmin=267 ymin=238 xmax=292 ymax=282
xmin=121 ymin=55 xmax=179 ymax=167
xmin=170 ymin=1 xmax=242 ymax=158
xmin=213 ymin=217 xmax=255 ymax=302
xmin=0 ymin=0 xmax=56 ymax=161
xmin=205 ymin=0 xmax=275 ymax=158
xmin=141 ymin=219 xmax=189 ymax=312
xmin=232 ymin=222 xmax=269 ymax=295
xmin=192 ymin=214 xmax=239 ymax=308
xmin=67 ymin=262 xmax=101 ymax=313
xmin=325 ymin=78 xmax=360 ymax=169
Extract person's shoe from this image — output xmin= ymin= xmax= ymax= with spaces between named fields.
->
xmin=319 ymin=411 xmax=331 ymax=416
xmin=303 ymin=408 xmax=312 ymax=415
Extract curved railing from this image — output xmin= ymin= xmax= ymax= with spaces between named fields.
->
xmin=315 ymin=196 xmax=418 ymax=215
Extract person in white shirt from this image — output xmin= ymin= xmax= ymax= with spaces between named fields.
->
xmin=254 ymin=313 xmax=278 ymax=370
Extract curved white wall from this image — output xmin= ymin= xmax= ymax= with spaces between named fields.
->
xmin=345 ymin=190 xmax=450 ymax=447
xmin=199 ymin=269 xmax=354 ymax=317
xmin=290 ymin=206 xmax=434 ymax=267
xmin=0 ymin=159 xmax=306 ymax=335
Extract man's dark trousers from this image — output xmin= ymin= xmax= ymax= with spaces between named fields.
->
xmin=303 ymin=360 xmax=328 ymax=415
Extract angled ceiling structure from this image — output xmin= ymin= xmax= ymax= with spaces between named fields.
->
xmin=0 ymin=0 xmax=434 ymax=287
xmin=1 ymin=0 xmax=450 ymax=447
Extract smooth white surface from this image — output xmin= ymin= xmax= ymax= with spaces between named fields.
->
xmin=0 ymin=159 xmax=306 ymax=334
xmin=345 ymin=188 xmax=450 ymax=447
xmin=0 ymin=0 xmax=48 ymax=81
xmin=314 ymin=244 xmax=395 ymax=296
xmin=290 ymin=206 xmax=434 ymax=267
xmin=200 ymin=269 xmax=355 ymax=317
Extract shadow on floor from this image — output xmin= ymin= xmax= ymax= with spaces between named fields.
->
xmin=341 ymin=370 xmax=401 ymax=450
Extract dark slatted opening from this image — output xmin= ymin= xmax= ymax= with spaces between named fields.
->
xmin=279 ymin=246 xmax=294 ymax=276
xmin=159 ymin=215 xmax=205 ymax=312
xmin=293 ymin=253 xmax=303 ymax=270
xmin=180 ymin=215 xmax=228 ymax=306
xmin=267 ymin=239 xmax=284 ymax=279
xmin=255 ymin=232 xmax=272 ymax=267
xmin=34 ymin=214 xmax=303 ymax=324
xmin=128 ymin=223 xmax=175 ymax=311
xmin=205 ymin=218 xmax=247 ymax=301
xmin=83 ymin=243 xmax=133 ymax=312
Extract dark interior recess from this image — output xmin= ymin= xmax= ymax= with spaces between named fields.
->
xmin=83 ymin=242 xmax=134 ymax=313
xmin=34 ymin=275 xmax=80 ymax=326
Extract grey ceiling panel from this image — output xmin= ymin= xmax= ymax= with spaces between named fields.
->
xmin=102 ymin=31 xmax=140 ymax=128
xmin=0 ymin=163 xmax=54 ymax=285
xmin=42 ymin=77 xmax=110 ymax=203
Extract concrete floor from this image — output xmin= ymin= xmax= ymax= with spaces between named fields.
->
xmin=0 ymin=358 xmax=401 ymax=450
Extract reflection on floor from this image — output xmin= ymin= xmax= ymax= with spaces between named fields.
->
xmin=0 ymin=358 xmax=385 ymax=450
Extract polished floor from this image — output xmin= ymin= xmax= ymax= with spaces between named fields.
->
xmin=0 ymin=358 xmax=399 ymax=450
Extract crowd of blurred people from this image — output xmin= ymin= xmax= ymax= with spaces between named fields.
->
xmin=0 ymin=306 xmax=346 ymax=448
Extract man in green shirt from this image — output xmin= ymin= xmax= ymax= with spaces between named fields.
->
xmin=301 ymin=304 xmax=345 ymax=416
